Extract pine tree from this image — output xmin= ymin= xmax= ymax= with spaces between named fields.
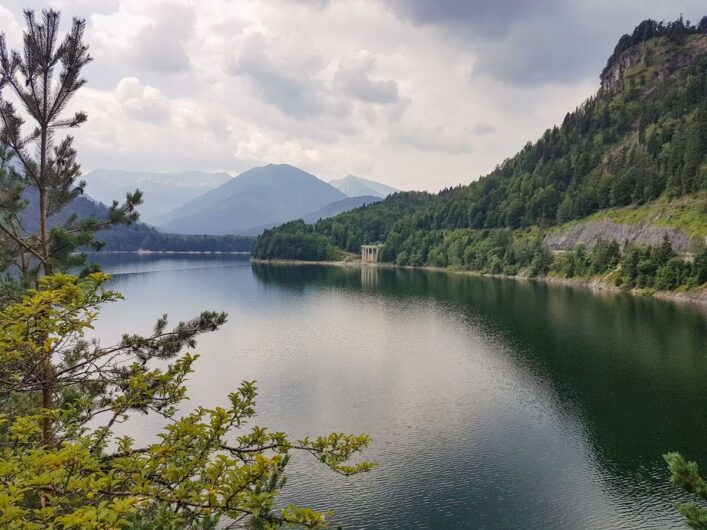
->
xmin=0 ymin=9 xmax=141 ymax=290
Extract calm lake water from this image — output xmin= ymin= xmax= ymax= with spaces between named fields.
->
xmin=91 ymin=253 xmax=707 ymax=529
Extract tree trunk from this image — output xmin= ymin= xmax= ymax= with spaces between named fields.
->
xmin=39 ymin=71 xmax=53 ymax=447
xmin=38 ymin=183 xmax=51 ymax=275
xmin=39 ymin=113 xmax=51 ymax=275
xmin=40 ymin=370 xmax=54 ymax=447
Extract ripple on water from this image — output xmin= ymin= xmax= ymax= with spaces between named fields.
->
xmin=90 ymin=256 xmax=706 ymax=530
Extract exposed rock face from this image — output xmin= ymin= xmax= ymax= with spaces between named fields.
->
xmin=544 ymin=220 xmax=692 ymax=252
xmin=600 ymin=45 xmax=644 ymax=92
xmin=600 ymin=35 xmax=707 ymax=93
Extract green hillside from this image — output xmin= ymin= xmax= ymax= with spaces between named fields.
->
xmin=254 ymin=18 xmax=707 ymax=292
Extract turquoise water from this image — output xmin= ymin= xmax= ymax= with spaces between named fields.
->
xmin=91 ymin=254 xmax=707 ymax=529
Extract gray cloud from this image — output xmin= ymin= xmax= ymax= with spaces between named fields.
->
xmin=228 ymin=32 xmax=349 ymax=118
xmin=384 ymin=0 xmax=707 ymax=86
xmin=471 ymin=121 xmax=494 ymax=135
xmin=333 ymin=53 xmax=400 ymax=104
xmin=286 ymin=0 xmax=330 ymax=8
xmin=131 ymin=2 xmax=194 ymax=73
xmin=384 ymin=0 xmax=558 ymax=39
xmin=471 ymin=12 xmax=600 ymax=85
xmin=392 ymin=119 xmax=472 ymax=154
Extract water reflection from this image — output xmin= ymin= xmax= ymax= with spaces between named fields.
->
xmin=91 ymin=255 xmax=706 ymax=529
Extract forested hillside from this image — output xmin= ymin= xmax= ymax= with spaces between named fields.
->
xmin=254 ymin=18 xmax=707 ymax=292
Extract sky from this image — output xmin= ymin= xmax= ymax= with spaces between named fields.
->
xmin=0 ymin=0 xmax=704 ymax=192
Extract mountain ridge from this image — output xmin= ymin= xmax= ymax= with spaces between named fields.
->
xmin=83 ymin=169 xmax=232 ymax=223
xmin=156 ymin=164 xmax=347 ymax=235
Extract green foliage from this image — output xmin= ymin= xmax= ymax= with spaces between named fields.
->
xmin=253 ymin=221 xmax=336 ymax=261
xmin=563 ymin=195 xmax=707 ymax=240
xmin=0 ymin=275 xmax=372 ymax=529
xmin=611 ymin=237 xmax=705 ymax=290
xmin=96 ymin=227 xmax=254 ymax=253
xmin=552 ymin=236 xmax=706 ymax=291
xmin=252 ymin=193 xmax=432 ymax=261
xmin=665 ymin=452 xmax=707 ymax=529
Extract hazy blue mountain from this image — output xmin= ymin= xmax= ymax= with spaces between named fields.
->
xmin=83 ymin=169 xmax=232 ymax=223
xmin=301 ymin=195 xmax=381 ymax=223
xmin=19 ymin=188 xmax=252 ymax=252
xmin=241 ymin=195 xmax=383 ymax=235
xmin=328 ymin=175 xmax=398 ymax=198
xmin=156 ymin=164 xmax=347 ymax=235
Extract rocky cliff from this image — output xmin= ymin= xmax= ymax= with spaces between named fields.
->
xmin=544 ymin=220 xmax=692 ymax=252
xmin=600 ymin=34 xmax=707 ymax=93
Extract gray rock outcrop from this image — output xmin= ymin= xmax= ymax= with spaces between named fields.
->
xmin=544 ymin=220 xmax=692 ymax=252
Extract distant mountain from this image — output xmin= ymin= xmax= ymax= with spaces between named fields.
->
xmin=241 ymin=195 xmax=383 ymax=235
xmin=156 ymin=164 xmax=347 ymax=235
xmin=83 ymin=169 xmax=232 ymax=223
xmin=19 ymin=188 xmax=252 ymax=253
xmin=301 ymin=195 xmax=382 ymax=223
xmin=328 ymin=175 xmax=398 ymax=198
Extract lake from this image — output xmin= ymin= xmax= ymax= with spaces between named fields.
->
xmin=91 ymin=253 xmax=707 ymax=529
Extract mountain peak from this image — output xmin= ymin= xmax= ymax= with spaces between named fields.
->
xmin=156 ymin=163 xmax=346 ymax=235
xmin=329 ymin=175 xmax=398 ymax=199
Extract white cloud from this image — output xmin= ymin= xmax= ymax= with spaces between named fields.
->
xmin=115 ymin=77 xmax=172 ymax=122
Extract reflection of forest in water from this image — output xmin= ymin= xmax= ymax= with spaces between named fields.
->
xmin=252 ymin=261 xmax=707 ymax=469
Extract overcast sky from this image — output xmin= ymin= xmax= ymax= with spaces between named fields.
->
xmin=0 ymin=0 xmax=704 ymax=191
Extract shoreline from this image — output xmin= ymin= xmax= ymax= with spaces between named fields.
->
xmin=250 ymin=258 xmax=707 ymax=311
xmin=87 ymin=250 xmax=251 ymax=255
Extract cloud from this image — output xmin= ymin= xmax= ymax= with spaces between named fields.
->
xmin=0 ymin=5 xmax=22 ymax=46
xmin=115 ymin=77 xmax=171 ymax=122
xmin=471 ymin=121 xmax=494 ymax=135
xmin=227 ymin=31 xmax=348 ymax=118
xmin=286 ymin=0 xmax=330 ymax=8
xmin=392 ymin=118 xmax=472 ymax=154
xmin=384 ymin=0 xmax=707 ymax=86
xmin=130 ymin=1 xmax=194 ymax=73
xmin=333 ymin=52 xmax=400 ymax=104
xmin=383 ymin=0 xmax=557 ymax=39
xmin=3 ymin=0 xmax=704 ymax=193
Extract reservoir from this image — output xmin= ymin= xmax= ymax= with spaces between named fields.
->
xmin=92 ymin=253 xmax=707 ymax=529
